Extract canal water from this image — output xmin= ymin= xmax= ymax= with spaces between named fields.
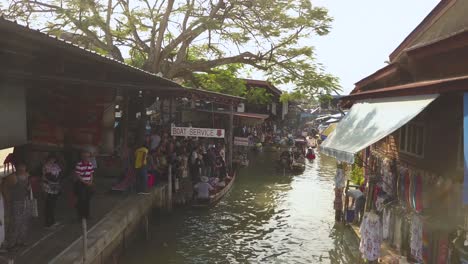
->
xmin=122 ymin=152 xmax=359 ymax=264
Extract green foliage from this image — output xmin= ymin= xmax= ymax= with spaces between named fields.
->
xmin=187 ymin=64 xmax=246 ymax=97
xmin=280 ymin=91 xmax=305 ymax=103
xmin=319 ymin=94 xmax=333 ymax=104
xmin=350 ymin=155 xmax=365 ymax=185
xmin=245 ymin=87 xmax=273 ymax=105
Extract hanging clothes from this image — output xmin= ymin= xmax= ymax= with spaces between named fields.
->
xmin=334 ymin=188 xmax=344 ymax=211
xmin=383 ymin=207 xmax=391 ymax=240
xmin=410 ymin=214 xmax=423 ymax=262
xmin=393 ymin=212 xmax=403 ymax=251
xmin=359 ymin=212 xmax=383 ymax=261
xmin=382 ymin=158 xmax=394 ymax=196
xmin=335 ymin=167 xmax=346 ymax=189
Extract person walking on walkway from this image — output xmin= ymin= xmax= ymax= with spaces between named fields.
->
xmin=6 ymin=162 xmax=32 ymax=249
xmin=42 ymin=154 xmax=62 ymax=228
xmin=74 ymin=150 xmax=94 ymax=221
xmin=134 ymin=143 xmax=149 ymax=193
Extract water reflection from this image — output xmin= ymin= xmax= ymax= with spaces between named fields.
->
xmin=122 ymin=152 xmax=359 ymax=264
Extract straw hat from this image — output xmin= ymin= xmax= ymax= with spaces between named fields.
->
xmin=201 ymin=176 xmax=209 ymax=183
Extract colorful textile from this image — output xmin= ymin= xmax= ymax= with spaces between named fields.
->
xmin=359 ymin=212 xmax=383 ymax=261
xmin=393 ymin=215 xmax=402 ymax=251
xmin=334 ymin=188 xmax=344 ymax=210
xmin=382 ymin=158 xmax=394 ymax=195
xmin=335 ymin=168 xmax=346 ymax=189
xmin=7 ymin=200 xmax=31 ymax=246
xmin=415 ymin=174 xmax=423 ymax=213
xmin=437 ymin=235 xmax=449 ymax=264
xmin=75 ymin=161 xmax=94 ymax=182
xmin=42 ymin=163 xmax=62 ymax=194
xmin=422 ymin=226 xmax=431 ymax=263
xmin=382 ymin=208 xmax=391 ymax=240
xmin=410 ymin=215 xmax=423 ymax=262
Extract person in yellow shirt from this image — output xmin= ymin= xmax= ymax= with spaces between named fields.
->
xmin=134 ymin=143 xmax=149 ymax=193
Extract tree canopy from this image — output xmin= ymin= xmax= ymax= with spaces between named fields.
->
xmin=4 ymin=0 xmax=340 ymax=97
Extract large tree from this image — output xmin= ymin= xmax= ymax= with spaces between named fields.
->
xmin=4 ymin=0 xmax=340 ymax=96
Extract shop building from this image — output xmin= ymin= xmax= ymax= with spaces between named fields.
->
xmin=321 ymin=1 xmax=468 ymax=262
xmin=0 ymin=17 xmax=243 ymax=263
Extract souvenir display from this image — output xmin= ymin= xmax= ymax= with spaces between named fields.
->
xmin=410 ymin=214 xmax=423 ymax=262
xmin=360 ymin=212 xmax=383 ymax=261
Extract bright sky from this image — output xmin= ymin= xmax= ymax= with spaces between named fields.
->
xmin=307 ymin=0 xmax=440 ymax=95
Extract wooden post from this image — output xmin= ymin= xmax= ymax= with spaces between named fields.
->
xmin=169 ymin=97 xmax=173 ymax=122
xmin=228 ymin=103 xmax=234 ymax=169
xmin=167 ymin=165 xmax=173 ymax=211
xmin=82 ymin=218 xmax=88 ymax=262
xmin=122 ymin=94 xmax=129 ymax=149
xmin=145 ymin=215 xmax=149 ymax=241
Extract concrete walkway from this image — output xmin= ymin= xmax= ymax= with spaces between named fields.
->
xmin=0 ymin=177 xmax=127 ymax=264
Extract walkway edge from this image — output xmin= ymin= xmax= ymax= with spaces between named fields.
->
xmin=49 ymin=185 xmax=167 ymax=264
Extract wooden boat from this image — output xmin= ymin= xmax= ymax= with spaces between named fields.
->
xmin=192 ymin=173 xmax=236 ymax=208
xmin=291 ymin=161 xmax=306 ymax=173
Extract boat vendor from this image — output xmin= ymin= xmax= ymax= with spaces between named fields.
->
xmin=194 ymin=176 xmax=213 ymax=202
xmin=306 ymin=147 xmax=316 ymax=160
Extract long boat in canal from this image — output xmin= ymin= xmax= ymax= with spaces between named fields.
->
xmin=192 ymin=173 xmax=237 ymax=208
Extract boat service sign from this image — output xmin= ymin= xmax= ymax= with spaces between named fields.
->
xmin=171 ymin=126 xmax=225 ymax=138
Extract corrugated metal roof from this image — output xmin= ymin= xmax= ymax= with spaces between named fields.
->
xmin=343 ymin=75 xmax=468 ymax=101
xmin=0 ymin=16 xmax=179 ymax=87
xmin=0 ymin=16 xmax=245 ymax=102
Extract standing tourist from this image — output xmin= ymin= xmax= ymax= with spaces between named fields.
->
xmin=6 ymin=163 xmax=31 ymax=249
xmin=150 ymin=129 xmax=161 ymax=153
xmin=134 ymin=143 xmax=149 ymax=193
xmin=74 ymin=151 xmax=94 ymax=221
xmin=42 ymin=154 xmax=62 ymax=228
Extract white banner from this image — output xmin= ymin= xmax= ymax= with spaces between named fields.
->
xmin=234 ymin=137 xmax=249 ymax=146
xmin=171 ymin=126 xmax=225 ymax=138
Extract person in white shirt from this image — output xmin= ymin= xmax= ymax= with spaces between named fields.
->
xmin=194 ymin=176 xmax=213 ymax=202
xmin=150 ymin=130 xmax=161 ymax=152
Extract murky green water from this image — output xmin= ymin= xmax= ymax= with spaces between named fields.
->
xmin=122 ymin=152 xmax=359 ymax=264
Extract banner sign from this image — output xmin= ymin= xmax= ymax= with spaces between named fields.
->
xmin=171 ymin=126 xmax=225 ymax=138
xmin=464 ymin=93 xmax=468 ymax=204
xmin=234 ymin=137 xmax=249 ymax=146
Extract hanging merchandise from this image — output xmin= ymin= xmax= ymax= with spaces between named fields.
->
xmin=375 ymin=194 xmax=386 ymax=213
xmin=334 ymin=188 xmax=344 ymax=211
xmin=404 ymin=169 xmax=411 ymax=209
xmin=382 ymin=158 xmax=394 ymax=196
xmin=438 ymin=235 xmax=449 ymax=264
xmin=393 ymin=212 xmax=403 ymax=251
xmin=414 ymin=173 xmax=423 ymax=213
xmin=359 ymin=212 xmax=383 ymax=261
xmin=410 ymin=214 xmax=423 ymax=262
xmin=335 ymin=163 xmax=346 ymax=189
xmin=383 ymin=207 xmax=391 ymax=240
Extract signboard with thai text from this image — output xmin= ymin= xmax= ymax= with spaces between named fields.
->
xmin=171 ymin=126 xmax=225 ymax=138
xmin=234 ymin=137 xmax=249 ymax=146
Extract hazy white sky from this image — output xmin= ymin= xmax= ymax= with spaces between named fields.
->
xmin=310 ymin=0 xmax=440 ymax=95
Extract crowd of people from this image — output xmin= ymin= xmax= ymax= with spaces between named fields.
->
xmin=136 ymin=127 xmax=230 ymax=201
xmin=0 ymin=148 xmax=97 ymax=251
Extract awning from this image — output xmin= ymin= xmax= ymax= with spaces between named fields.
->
xmin=320 ymin=94 xmax=439 ymax=163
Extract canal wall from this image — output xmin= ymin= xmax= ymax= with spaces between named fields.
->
xmin=49 ymin=184 xmax=169 ymax=264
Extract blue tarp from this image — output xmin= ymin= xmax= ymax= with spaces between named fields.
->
xmin=463 ymin=93 xmax=468 ymax=204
